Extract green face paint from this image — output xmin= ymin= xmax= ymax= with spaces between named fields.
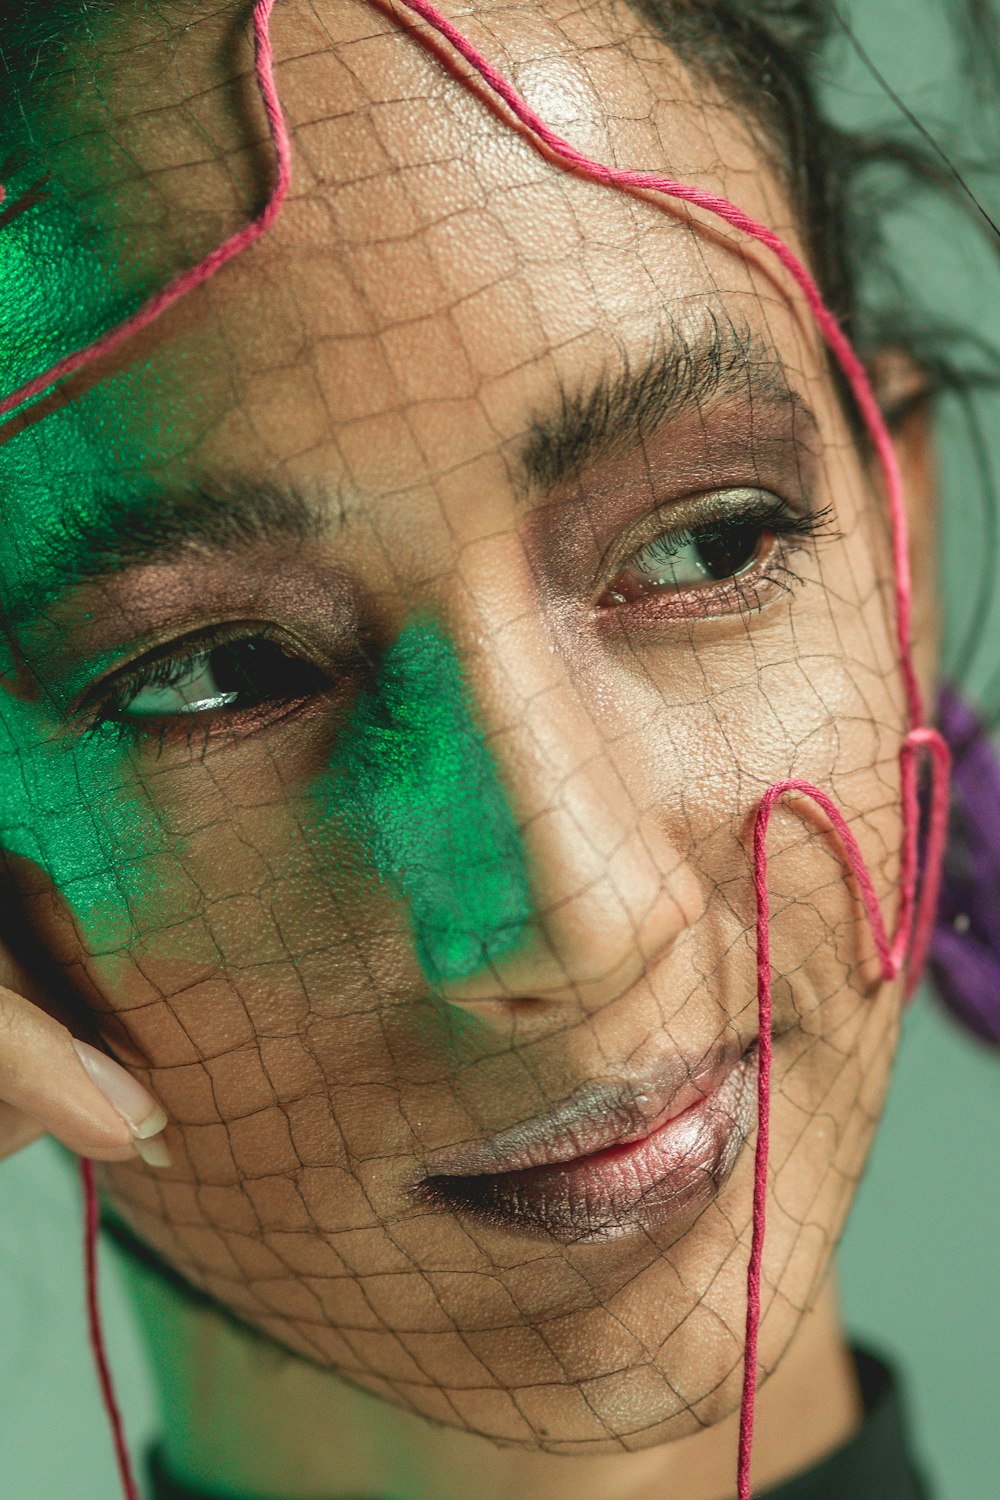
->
xmin=1 ymin=48 xmax=533 ymax=991
xmin=0 ymin=155 xmax=217 ymax=617
xmin=0 ymin=41 xmax=213 ymax=947
xmin=0 ymin=381 xmax=211 ymax=953
xmin=310 ymin=617 xmax=533 ymax=986
xmin=0 ymin=709 xmax=169 ymax=954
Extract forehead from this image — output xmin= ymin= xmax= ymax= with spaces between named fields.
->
xmin=0 ymin=0 xmax=825 ymax=550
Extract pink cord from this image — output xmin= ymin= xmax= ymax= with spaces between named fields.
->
xmin=1 ymin=3 xmax=946 ymax=1496
xmin=80 ymin=1158 xmax=141 ymax=1500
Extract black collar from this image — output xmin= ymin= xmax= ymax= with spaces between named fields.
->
xmin=757 ymin=1343 xmax=931 ymax=1500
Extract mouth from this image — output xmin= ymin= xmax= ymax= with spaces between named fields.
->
xmin=414 ymin=1036 xmax=759 ymax=1244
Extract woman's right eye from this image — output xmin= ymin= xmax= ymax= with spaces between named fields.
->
xmin=96 ymin=634 xmax=331 ymax=725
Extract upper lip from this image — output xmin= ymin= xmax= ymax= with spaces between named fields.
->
xmin=419 ymin=1035 xmax=753 ymax=1180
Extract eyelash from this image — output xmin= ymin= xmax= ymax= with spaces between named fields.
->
xmin=597 ymin=493 xmax=836 ymax=618
xmin=80 ymin=624 xmax=334 ymax=747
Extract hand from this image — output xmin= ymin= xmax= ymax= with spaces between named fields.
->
xmin=0 ymin=944 xmax=170 ymax=1168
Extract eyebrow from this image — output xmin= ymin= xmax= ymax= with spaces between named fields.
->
xmin=4 ymin=314 xmax=817 ymax=630
xmin=2 ymin=475 xmax=334 ymax=631
xmin=517 ymin=312 xmax=819 ymax=493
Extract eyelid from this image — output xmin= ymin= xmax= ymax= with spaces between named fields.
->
xmin=594 ymin=486 xmax=821 ymax=597
xmin=73 ymin=620 xmax=303 ymax=721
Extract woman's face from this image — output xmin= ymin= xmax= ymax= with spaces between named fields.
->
xmin=0 ymin=0 xmax=924 ymax=1452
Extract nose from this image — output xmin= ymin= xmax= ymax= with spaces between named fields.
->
xmin=351 ymin=604 xmax=700 ymax=1011
xmin=436 ymin=621 xmax=701 ymax=1012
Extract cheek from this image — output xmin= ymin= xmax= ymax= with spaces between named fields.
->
xmin=0 ymin=703 xmax=175 ymax=961
xmin=577 ymin=544 xmax=907 ymax=1079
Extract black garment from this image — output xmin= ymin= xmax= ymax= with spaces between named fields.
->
xmin=146 ymin=1342 xmax=932 ymax=1500
xmin=755 ymin=1345 xmax=931 ymax=1500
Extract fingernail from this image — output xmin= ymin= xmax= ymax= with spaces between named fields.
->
xmin=72 ymin=1039 xmax=168 ymax=1140
xmin=135 ymin=1135 xmax=172 ymax=1168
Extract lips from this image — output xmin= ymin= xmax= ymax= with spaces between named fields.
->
xmin=415 ymin=1037 xmax=759 ymax=1243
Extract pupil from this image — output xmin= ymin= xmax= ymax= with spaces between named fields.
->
xmin=695 ymin=522 xmax=762 ymax=580
xmin=209 ymin=639 xmax=312 ymax=706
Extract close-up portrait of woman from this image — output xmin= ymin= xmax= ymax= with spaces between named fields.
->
xmin=0 ymin=0 xmax=997 ymax=1497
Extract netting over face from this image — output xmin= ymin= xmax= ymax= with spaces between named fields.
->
xmin=0 ymin=0 xmax=937 ymax=1468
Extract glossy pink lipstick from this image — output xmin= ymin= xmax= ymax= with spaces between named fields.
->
xmin=416 ymin=1037 xmax=759 ymax=1243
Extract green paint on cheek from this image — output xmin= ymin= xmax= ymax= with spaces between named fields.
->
xmin=0 ymin=707 xmax=166 ymax=952
xmin=310 ymin=618 xmax=533 ymax=986
xmin=0 ymin=96 xmax=213 ymax=941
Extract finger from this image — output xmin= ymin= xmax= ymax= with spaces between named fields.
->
xmin=0 ymin=1097 xmax=142 ymax=1166
xmin=0 ymin=985 xmax=170 ymax=1164
xmin=0 ymin=1099 xmax=46 ymax=1160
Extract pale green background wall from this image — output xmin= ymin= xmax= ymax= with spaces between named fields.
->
xmin=831 ymin=1 xmax=1000 ymax=1494
xmin=1 ymin=1 xmax=998 ymax=1496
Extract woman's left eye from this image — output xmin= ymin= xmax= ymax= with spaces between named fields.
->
xmin=96 ymin=635 xmax=329 ymax=725
xmin=600 ymin=491 xmax=826 ymax=608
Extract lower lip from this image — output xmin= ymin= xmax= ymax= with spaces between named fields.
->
xmin=422 ymin=1040 xmax=759 ymax=1244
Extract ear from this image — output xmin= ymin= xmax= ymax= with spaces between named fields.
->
xmin=868 ymin=348 xmax=939 ymax=720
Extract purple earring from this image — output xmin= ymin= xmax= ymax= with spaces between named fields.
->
xmin=927 ymin=681 xmax=1000 ymax=1048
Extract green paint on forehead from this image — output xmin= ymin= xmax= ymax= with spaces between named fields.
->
xmin=0 ymin=51 xmax=219 ymax=605
xmin=310 ymin=617 xmax=533 ymax=987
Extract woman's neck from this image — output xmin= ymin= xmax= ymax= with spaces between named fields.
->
xmin=122 ymin=1256 xmax=861 ymax=1500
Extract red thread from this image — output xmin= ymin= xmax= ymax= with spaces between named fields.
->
xmin=80 ymin=1157 xmax=141 ymax=1500
xmin=0 ymin=3 xmax=944 ymax=1497
xmin=738 ymin=748 xmax=950 ymax=1494
xmin=902 ymin=727 xmax=952 ymax=992
xmin=0 ymin=0 xmax=290 ymax=425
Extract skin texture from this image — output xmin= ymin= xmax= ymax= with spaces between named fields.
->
xmin=0 ymin=0 xmax=938 ymax=1494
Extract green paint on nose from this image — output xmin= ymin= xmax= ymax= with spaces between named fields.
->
xmin=313 ymin=617 xmax=532 ymax=985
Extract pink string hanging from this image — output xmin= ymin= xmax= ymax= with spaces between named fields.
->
xmin=9 ymin=1 xmax=287 ymax=1495
xmin=0 ymin=1 xmax=946 ymax=1495
xmin=80 ymin=1158 xmax=141 ymax=1500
